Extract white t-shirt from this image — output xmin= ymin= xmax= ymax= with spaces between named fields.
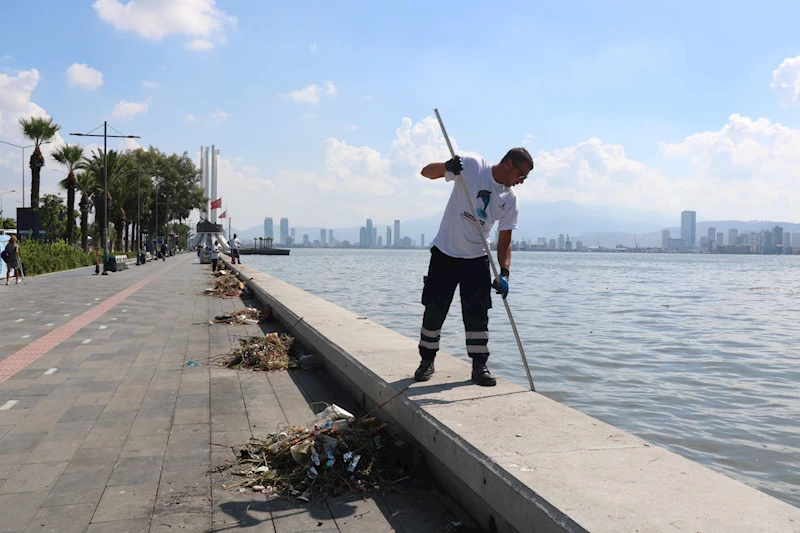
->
xmin=230 ymin=238 xmax=240 ymax=250
xmin=211 ymin=245 xmax=220 ymax=259
xmin=430 ymin=156 xmax=519 ymax=259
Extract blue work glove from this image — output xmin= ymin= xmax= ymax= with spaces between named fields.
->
xmin=493 ymin=268 xmax=509 ymax=299
xmin=444 ymin=155 xmax=463 ymax=175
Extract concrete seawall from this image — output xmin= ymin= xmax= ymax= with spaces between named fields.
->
xmin=223 ymin=258 xmax=800 ymax=533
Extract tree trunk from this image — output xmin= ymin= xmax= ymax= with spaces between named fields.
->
xmin=66 ymin=179 xmax=75 ymax=246
xmin=80 ymin=192 xmax=89 ymax=252
xmin=125 ymin=223 xmax=129 ymax=252
xmin=29 ymin=146 xmax=44 ymax=209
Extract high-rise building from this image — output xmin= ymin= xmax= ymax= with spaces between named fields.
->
xmin=279 ymin=218 xmax=289 ymax=245
xmin=359 ymin=227 xmax=366 ymax=247
xmin=662 ymin=229 xmax=670 ymax=249
xmin=264 ymin=217 xmax=274 ymax=241
xmin=557 ymin=234 xmax=565 ymax=250
xmin=328 ymin=229 xmax=333 ymax=247
xmin=773 ymin=226 xmax=784 ymax=248
xmin=728 ymin=229 xmax=738 ymax=248
xmin=320 ymin=229 xmax=327 ymax=246
xmin=764 ymin=230 xmax=774 ymax=248
xmin=783 ymin=231 xmax=791 ymax=247
xmin=549 ymin=238 xmax=556 ymax=249
xmin=386 ymin=227 xmax=392 ymax=248
xmin=421 ymin=234 xmax=425 ymax=248
xmin=681 ymin=211 xmax=696 ymax=247
xmin=378 ymin=236 xmax=382 ymax=247
xmin=707 ymin=227 xmax=715 ymax=243
xmin=565 ymin=234 xmax=571 ymax=251
xmin=393 ymin=220 xmax=400 ymax=248
xmin=303 ymin=234 xmax=309 ymax=245
xmin=576 ymin=240 xmax=583 ymax=251
xmin=366 ymin=219 xmax=373 ymax=248
xmin=371 ymin=227 xmax=377 ymax=247
xmin=717 ymin=232 xmax=724 ymax=246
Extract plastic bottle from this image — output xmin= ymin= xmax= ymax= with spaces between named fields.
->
xmin=305 ymin=404 xmax=355 ymax=431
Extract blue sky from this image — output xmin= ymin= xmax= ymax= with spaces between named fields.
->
xmin=2 ymin=0 xmax=800 ymax=230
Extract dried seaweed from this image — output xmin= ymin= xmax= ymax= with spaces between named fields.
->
xmin=223 ymin=334 xmax=295 ymax=371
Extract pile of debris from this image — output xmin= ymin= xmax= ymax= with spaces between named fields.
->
xmin=223 ymin=333 xmax=296 ymax=371
xmin=213 ymin=307 xmax=276 ymax=325
xmin=221 ymin=404 xmax=421 ymax=500
xmin=204 ymin=272 xmax=244 ymax=298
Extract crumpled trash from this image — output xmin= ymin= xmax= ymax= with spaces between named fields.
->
xmin=290 ymin=440 xmax=314 ymax=466
xmin=186 ymin=360 xmax=202 ymax=367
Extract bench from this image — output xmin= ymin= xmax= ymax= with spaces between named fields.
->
xmin=112 ymin=255 xmax=130 ymax=271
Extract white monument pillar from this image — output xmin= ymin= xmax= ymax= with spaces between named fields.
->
xmin=211 ymin=145 xmax=218 ymax=224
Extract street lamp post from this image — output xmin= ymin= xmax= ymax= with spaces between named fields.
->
xmin=0 ymin=189 xmax=16 ymax=219
xmin=0 ymin=140 xmax=52 ymax=208
xmin=69 ymin=122 xmax=140 ymax=275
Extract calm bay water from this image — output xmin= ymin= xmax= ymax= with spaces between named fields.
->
xmin=245 ymin=249 xmax=800 ymax=507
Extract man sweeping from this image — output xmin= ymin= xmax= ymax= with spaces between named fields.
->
xmin=415 ymin=148 xmax=533 ymax=386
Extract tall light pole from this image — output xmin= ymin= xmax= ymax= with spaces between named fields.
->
xmin=69 ymin=122 xmax=140 ymax=275
xmin=0 ymin=140 xmax=51 ymax=208
xmin=0 ymin=189 xmax=15 ymax=221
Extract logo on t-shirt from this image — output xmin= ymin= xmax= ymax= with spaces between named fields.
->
xmin=476 ymin=190 xmax=491 ymax=220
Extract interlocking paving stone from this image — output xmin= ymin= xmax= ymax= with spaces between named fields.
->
xmin=0 ymin=256 xmax=472 ymax=533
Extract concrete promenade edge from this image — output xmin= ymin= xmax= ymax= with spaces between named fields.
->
xmin=222 ymin=256 xmax=800 ymax=533
xmin=0 ymin=254 xmax=468 ymax=533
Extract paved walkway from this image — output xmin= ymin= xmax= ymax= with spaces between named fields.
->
xmin=0 ymin=254 xmax=475 ymax=532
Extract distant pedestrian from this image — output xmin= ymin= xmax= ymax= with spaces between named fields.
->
xmin=3 ymin=235 xmax=21 ymax=285
xmin=161 ymin=242 xmax=168 ymax=262
xmin=230 ymin=233 xmax=241 ymax=264
xmin=211 ymin=240 xmax=220 ymax=272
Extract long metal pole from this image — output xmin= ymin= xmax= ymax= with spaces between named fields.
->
xmin=102 ymin=121 xmax=108 ymax=275
xmin=21 ymin=147 xmax=25 ymax=209
xmin=155 ymin=184 xmax=158 ymax=254
xmin=136 ymin=162 xmax=141 ymax=265
xmin=433 ymin=109 xmax=535 ymax=392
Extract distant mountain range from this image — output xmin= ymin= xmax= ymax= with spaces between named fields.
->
xmin=229 ymin=201 xmax=800 ymax=248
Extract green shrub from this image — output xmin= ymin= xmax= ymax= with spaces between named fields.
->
xmin=17 ymin=240 xmax=95 ymax=276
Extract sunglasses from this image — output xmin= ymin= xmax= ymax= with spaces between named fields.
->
xmin=512 ymin=162 xmax=529 ymax=180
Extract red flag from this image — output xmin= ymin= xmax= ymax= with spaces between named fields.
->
xmin=218 ymin=210 xmax=227 ymax=219
xmin=210 ymin=198 xmax=222 ymax=209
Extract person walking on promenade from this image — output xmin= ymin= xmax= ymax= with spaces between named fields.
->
xmin=3 ymin=235 xmax=22 ymax=285
xmin=211 ymin=240 xmax=220 ymax=272
xmin=230 ymin=233 xmax=241 ymax=264
xmin=414 ymin=148 xmax=533 ymax=387
xmin=161 ymin=241 xmax=168 ymax=262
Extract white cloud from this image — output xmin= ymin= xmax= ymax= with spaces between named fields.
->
xmin=140 ymin=79 xmax=159 ymax=89
xmin=309 ymin=42 xmax=317 ymax=53
xmin=363 ymin=95 xmax=372 ymax=100
xmin=185 ymin=39 xmax=214 ymax=51
xmin=286 ymin=81 xmax=337 ymax=105
xmin=65 ymin=63 xmax=104 ymax=90
xmin=242 ymin=165 xmax=259 ymax=174
xmin=771 ymin=56 xmax=800 ymax=107
xmin=324 ymin=81 xmax=337 ymax=96
xmin=111 ymin=96 xmax=152 ymax=120
xmin=93 ymin=0 xmax=237 ymax=49
xmin=0 ymin=68 xmax=66 ymax=204
xmin=2 ymin=55 xmax=11 ymax=61
xmin=119 ymin=137 xmax=142 ymax=150
xmin=210 ymin=108 xmax=229 ymax=121
xmin=344 ymin=124 xmax=359 ymax=131
xmin=185 ymin=113 xmax=197 ymax=123
xmin=522 ymin=133 xmax=535 ymax=146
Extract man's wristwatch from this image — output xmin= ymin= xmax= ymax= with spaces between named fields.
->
xmin=500 ymin=267 xmax=510 ymax=278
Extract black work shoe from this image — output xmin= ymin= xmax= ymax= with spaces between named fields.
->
xmin=414 ymin=360 xmax=435 ymax=382
xmin=471 ymin=364 xmax=497 ymax=387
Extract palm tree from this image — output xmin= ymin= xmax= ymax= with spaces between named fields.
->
xmin=108 ymin=171 xmax=136 ymax=252
xmin=78 ymin=149 xmax=126 ymax=252
xmin=76 ymin=173 xmax=94 ymax=252
xmin=19 ymin=117 xmax=61 ymax=209
xmin=52 ymin=144 xmax=84 ymax=246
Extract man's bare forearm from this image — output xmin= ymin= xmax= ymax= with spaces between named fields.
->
xmin=421 ymin=162 xmax=447 ymax=180
xmin=497 ymin=231 xmax=512 ymax=273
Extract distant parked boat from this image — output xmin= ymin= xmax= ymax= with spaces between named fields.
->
xmin=238 ymin=248 xmax=290 ymax=256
